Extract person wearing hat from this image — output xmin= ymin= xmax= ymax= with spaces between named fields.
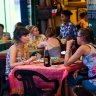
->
xmin=60 ymin=10 xmax=77 ymax=39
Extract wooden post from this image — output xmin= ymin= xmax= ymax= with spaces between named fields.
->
xmin=39 ymin=0 xmax=47 ymax=34
xmin=46 ymin=0 xmax=52 ymax=28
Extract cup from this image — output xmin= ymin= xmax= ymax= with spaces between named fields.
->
xmin=35 ymin=53 xmax=41 ymax=64
xmin=61 ymin=39 xmax=66 ymax=44
xmin=2 ymin=36 xmax=7 ymax=43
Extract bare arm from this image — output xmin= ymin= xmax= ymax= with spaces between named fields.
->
xmin=10 ymin=45 xmax=24 ymax=68
xmin=64 ymin=40 xmax=90 ymax=66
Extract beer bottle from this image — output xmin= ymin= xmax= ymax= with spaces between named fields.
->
xmin=44 ymin=46 xmax=50 ymax=67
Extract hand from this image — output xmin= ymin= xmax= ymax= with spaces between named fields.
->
xmin=36 ymin=53 xmax=41 ymax=60
xmin=24 ymin=56 xmax=37 ymax=65
xmin=24 ymin=60 xmax=30 ymax=65
xmin=28 ymin=56 xmax=37 ymax=62
xmin=66 ymin=39 xmax=75 ymax=50
xmin=73 ymin=70 xmax=79 ymax=79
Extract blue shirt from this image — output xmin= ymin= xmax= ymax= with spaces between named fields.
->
xmin=60 ymin=22 xmax=77 ymax=39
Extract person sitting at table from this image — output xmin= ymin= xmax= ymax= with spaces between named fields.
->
xmin=64 ymin=28 xmax=96 ymax=96
xmin=0 ymin=24 xmax=11 ymax=40
xmin=5 ymin=27 xmax=37 ymax=80
xmin=38 ymin=27 xmax=61 ymax=57
xmin=28 ymin=25 xmax=46 ymax=48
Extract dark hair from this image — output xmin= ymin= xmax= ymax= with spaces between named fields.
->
xmin=45 ymin=27 xmax=56 ymax=37
xmin=61 ymin=10 xmax=72 ymax=18
xmin=15 ymin=22 xmax=23 ymax=28
xmin=13 ymin=27 xmax=29 ymax=42
xmin=78 ymin=28 xmax=94 ymax=43
xmin=0 ymin=24 xmax=4 ymax=30
xmin=80 ymin=12 xmax=87 ymax=19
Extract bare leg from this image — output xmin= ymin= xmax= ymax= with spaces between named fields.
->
xmin=56 ymin=83 xmax=62 ymax=96
xmin=68 ymin=86 xmax=75 ymax=96
xmin=56 ymin=79 xmax=75 ymax=96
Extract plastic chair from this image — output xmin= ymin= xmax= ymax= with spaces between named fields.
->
xmin=14 ymin=70 xmax=59 ymax=96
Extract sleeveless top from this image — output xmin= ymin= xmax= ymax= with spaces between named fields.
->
xmin=82 ymin=44 xmax=96 ymax=85
xmin=48 ymin=46 xmax=61 ymax=57
xmin=46 ymin=40 xmax=61 ymax=57
xmin=5 ymin=44 xmax=29 ymax=79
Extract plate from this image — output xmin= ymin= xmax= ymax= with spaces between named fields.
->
xmin=51 ymin=57 xmax=64 ymax=65
xmin=61 ymin=51 xmax=66 ymax=55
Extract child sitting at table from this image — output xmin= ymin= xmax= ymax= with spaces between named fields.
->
xmin=5 ymin=27 xmax=37 ymax=80
xmin=64 ymin=28 xmax=96 ymax=96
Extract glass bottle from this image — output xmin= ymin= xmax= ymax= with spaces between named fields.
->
xmin=44 ymin=46 xmax=50 ymax=67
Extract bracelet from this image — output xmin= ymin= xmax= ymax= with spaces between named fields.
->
xmin=66 ymin=50 xmax=71 ymax=54
xmin=66 ymin=48 xmax=71 ymax=52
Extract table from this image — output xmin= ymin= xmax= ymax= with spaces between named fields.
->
xmin=8 ymin=62 xmax=82 ymax=95
xmin=0 ymin=48 xmax=43 ymax=56
xmin=0 ymin=40 xmax=12 ymax=52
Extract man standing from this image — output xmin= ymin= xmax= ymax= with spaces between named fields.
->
xmin=60 ymin=10 xmax=77 ymax=39
xmin=0 ymin=24 xmax=11 ymax=40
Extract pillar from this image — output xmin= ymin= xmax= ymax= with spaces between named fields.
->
xmin=39 ymin=0 xmax=47 ymax=34
xmin=87 ymin=0 xmax=96 ymax=43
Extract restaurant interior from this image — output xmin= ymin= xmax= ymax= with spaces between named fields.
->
xmin=0 ymin=0 xmax=96 ymax=96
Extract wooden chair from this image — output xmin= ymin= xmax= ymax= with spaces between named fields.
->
xmin=14 ymin=70 xmax=59 ymax=96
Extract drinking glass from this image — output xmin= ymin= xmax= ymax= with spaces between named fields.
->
xmin=35 ymin=53 xmax=41 ymax=64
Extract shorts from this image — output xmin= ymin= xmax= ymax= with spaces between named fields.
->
xmin=67 ymin=72 xmax=96 ymax=93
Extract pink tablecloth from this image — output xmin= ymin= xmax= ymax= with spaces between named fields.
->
xmin=8 ymin=62 xmax=82 ymax=95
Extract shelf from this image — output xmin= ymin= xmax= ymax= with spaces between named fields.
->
xmin=67 ymin=1 xmax=86 ymax=7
